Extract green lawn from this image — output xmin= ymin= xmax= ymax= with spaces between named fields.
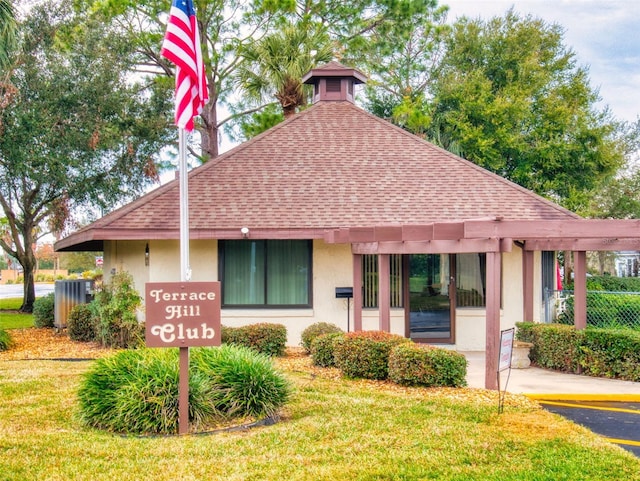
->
xmin=0 ymin=358 xmax=638 ymax=480
xmin=0 ymin=298 xmax=34 ymax=330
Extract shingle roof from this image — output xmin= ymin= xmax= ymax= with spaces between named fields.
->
xmin=56 ymin=99 xmax=579 ymax=250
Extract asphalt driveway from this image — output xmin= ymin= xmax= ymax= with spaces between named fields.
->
xmin=0 ymin=283 xmax=55 ymax=299
xmin=539 ymin=400 xmax=640 ymax=457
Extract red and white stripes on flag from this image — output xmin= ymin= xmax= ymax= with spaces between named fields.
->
xmin=161 ymin=0 xmax=208 ymax=132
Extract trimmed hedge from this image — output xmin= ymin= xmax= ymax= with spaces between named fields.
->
xmin=300 ymin=322 xmax=343 ymax=353
xmin=310 ymin=332 xmax=344 ymax=367
xmin=33 ymin=293 xmax=55 ymax=328
xmin=565 ymin=275 xmax=640 ymax=292
xmin=334 ymin=331 xmax=410 ymax=380
xmin=389 ymin=343 xmax=467 ymax=387
xmin=67 ymin=304 xmax=97 ymax=342
xmin=580 ymin=329 xmax=640 ymax=381
xmin=221 ymin=323 xmax=287 ymax=357
xmin=516 ymin=322 xmax=640 ymax=381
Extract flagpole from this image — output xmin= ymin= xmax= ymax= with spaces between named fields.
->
xmin=178 ymin=127 xmax=190 ymax=435
xmin=179 ymin=128 xmax=191 ymax=283
xmin=161 ymin=0 xmax=208 ymax=436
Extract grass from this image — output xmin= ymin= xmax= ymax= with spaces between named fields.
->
xmin=0 ymin=297 xmax=34 ymax=330
xmin=1 ymin=358 xmax=639 ymax=480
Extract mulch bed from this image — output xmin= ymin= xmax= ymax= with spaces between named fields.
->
xmin=1 ymin=328 xmax=538 ymax=409
xmin=0 ymin=328 xmax=116 ymax=361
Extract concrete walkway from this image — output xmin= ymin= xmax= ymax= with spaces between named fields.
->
xmin=463 ymin=351 xmax=640 ymax=400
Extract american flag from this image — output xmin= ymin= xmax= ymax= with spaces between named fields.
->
xmin=161 ymin=0 xmax=208 ymax=131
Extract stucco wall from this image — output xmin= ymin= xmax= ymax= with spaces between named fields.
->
xmin=102 ymin=239 xmax=537 ymax=350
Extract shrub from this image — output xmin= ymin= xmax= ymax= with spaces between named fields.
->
xmin=517 ymin=322 xmax=640 ymax=381
xmin=192 ymin=344 xmax=291 ymax=418
xmin=67 ymin=304 xmax=97 ymax=342
xmin=334 ymin=331 xmax=410 ymax=380
xmin=310 ymin=332 xmax=344 ymax=367
xmin=389 ymin=343 xmax=468 ymax=388
xmin=579 ymin=329 xmax=640 ymax=382
xmin=33 ymin=293 xmax=55 ymax=328
xmin=93 ymin=271 xmax=143 ymax=349
xmin=301 ymin=322 xmax=343 ymax=353
xmin=389 ymin=343 xmax=467 ymax=387
xmin=516 ymin=322 xmax=582 ymax=371
xmin=0 ymin=328 xmax=13 ymax=351
xmin=221 ymin=323 xmax=287 ymax=357
xmin=77 ymin=345 xmax=290 ymax=435
xmin=515 ymin=322 xmax=536 ymax=344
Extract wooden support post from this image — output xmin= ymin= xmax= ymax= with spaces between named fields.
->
xmin=574 ymin=251 xmax=587 ymax=330
xmin=178 ymin=347 xmax=189 ymax=435
xmin=523 ymin=249 xmax=534 ymax=322
xmin=353 ymin=253 xmax=363 ymax=332
xmin=378 ymin=254 xmax=391 ymax=332
xmin=485 ymin=251 xmax=502 ymax=390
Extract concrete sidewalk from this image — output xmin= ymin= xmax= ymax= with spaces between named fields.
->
xmin=463 ymin=351 xmax=640 ymax=400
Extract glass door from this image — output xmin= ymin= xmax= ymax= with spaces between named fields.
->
xmin=407 ymin=254 xmax=455 ymax=343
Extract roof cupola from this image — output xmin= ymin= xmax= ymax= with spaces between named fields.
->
xmin=302 ymin=61 xmax=367 ymax=104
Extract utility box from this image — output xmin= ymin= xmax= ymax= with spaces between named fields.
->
xmin=54 ymin=279 xmax=95 ymax=330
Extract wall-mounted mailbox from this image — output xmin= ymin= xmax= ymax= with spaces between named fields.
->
xmin=335 ymin=287 xmax=353 ymax=299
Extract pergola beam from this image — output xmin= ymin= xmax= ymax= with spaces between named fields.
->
xmin=351 ymin=238 xmax=511 ymax=255
xmin=465 ymin=219 xmax=640 ymax=240
xmin=523 ymin=238 xmax=640 ymax=252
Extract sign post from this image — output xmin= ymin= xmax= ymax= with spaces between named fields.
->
xmin=497 ymin=328 xmax=515 ymax=414
xmin=145 ymin=282 xmax=221 ymax=434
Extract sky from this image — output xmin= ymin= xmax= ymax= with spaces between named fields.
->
xmin=444 ymin=0 xmax=640 ymax=123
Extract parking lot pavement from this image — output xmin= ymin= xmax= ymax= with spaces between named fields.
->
xmin=0 ymin=283 xmax=55 ymax=299
xmin=539 ymin=400 xmax=640 ymax=457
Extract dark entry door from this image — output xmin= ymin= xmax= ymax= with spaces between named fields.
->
xmin=406 ymin=254 xmax=455 ymax=343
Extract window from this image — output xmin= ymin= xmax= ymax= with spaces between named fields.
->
xmin=456 ymin=253 xmax=487 ymax=307
xmin=220 ymin=240 xmax=311 ymax=307
xmin=541 ymin=251 xmax=556 ymax=297
xmin=362 ymin=254 xmax=403 ymax=308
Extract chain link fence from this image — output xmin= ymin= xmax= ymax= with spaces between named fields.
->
xmin=543 ymin=288 xmax=640 ymax=330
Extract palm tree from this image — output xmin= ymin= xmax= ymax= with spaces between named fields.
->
xmin=0 ymin=0 xmax=16 ymax=73
xmin=236 ymin=19 xmax=334 ymax=119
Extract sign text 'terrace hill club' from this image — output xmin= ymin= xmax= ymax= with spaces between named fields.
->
xmin=145 ymin=282 xmax=221 ymax=348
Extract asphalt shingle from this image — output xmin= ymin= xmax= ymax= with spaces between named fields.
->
xmin=59 ymin=99 xmax=579 ymax=247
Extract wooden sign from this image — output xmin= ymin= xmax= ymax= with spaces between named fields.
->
xmin=145 ymin=282 xmax=221 ymax=348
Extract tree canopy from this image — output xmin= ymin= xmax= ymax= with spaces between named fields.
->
xmin=367 ymin=9 xmax=630 ymax=212
xmin=0 ymin=2 xmax=173 ymax=311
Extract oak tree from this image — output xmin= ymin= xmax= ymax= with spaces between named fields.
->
xmin=0 ymin=3 xmax=172 ymax=311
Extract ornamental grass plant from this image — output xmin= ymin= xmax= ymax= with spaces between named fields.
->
xmin=0 ymin=328 xmax=12 ymax=351
xmin=77 ymin=345 xmax=290 ymax=435
xmin=192 ymin=344 xmax=291 ymax=418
